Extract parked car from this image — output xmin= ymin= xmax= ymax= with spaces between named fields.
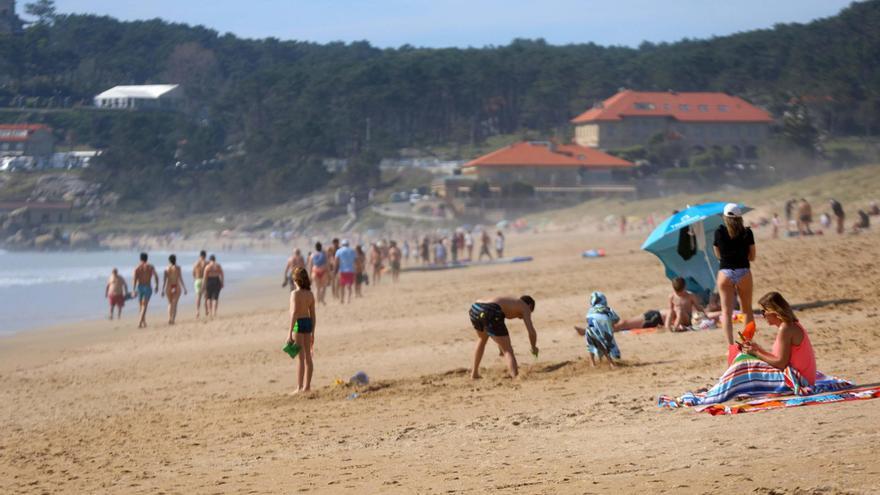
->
xmin=409 ymin=193 xmax=422 ymax=204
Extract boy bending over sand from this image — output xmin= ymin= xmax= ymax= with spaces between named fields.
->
xmin=469 ymin=296 xmax=538 ymax=379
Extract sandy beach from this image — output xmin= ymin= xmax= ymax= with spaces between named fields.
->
xmin=2 ymin=224 xmax=880 ymax=494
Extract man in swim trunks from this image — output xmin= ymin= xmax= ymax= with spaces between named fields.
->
xmin=105 ymin=268 xmax=129 ymax=320
xmin=203 ymin=255 xmax=225 ymax=318
xmin=469 ymin=295 xmax=539 ymax=379
xmin=388 ymin=241 xmax=402 ymax=282
xmin=192 ymin=250 xmax=207 ymax=319
xmin=334 ymin=239 xmax=356 ymax=304
xmin=133 ymin=252 xmax=159 ymax=328
xmin=308 ymin=242 xmax=329 ymax=304
xmin=328 ymin=238 xmax=340 ymax=300
xmin=282 ymin=248 xmax=306 ymax=291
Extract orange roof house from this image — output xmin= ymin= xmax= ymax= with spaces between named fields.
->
xmin=0 ymin=124 xmax=55 ymax=157
xmin=571 ymin=90 xmax=773 ymax=153
xmin=461 ymin=141 xmax=635 ymax=196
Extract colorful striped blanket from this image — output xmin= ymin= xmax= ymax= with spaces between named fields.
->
xmin=697 ymin=385 xmax=880 ymax=415
xmin=658 ymin=353 xmax=854 ymax=411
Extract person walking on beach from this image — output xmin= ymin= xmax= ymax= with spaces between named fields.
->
xmin=469 ymin=295 xmax=539 ymax=379
xmin=495 ymin=230 xmax=505 ymax=259
xmin=797 ymin=198 xmax=813 ymax=236
xmin=105 ymin=268 xmax=128 ymax=320
xmin=308 ymin=242 xmax=329 ymax=304
xmin=335 ymin=240 xmax=356 ymax=304
xmin=133 ymin=253 xmax=159 ymax=329
xmin=479 ymin=230 xmax=492 ymax=261
xmin=369 ymin=243 xmax=383 ymax=285
xmin=192 ymin=250 xmax=207 ymax=319
xmin=203 ymin=255 xmax=225 ymax=319
xmin=389 ymin=241 xmax=402 ymax=282
xmin=328 ymin=238 xmax=340 ymax=300
xmin=713 ymin=204 xmax=756 ymax=363
xmin=283 ymin=248 xmax=306 ymax=291
xmin=162 ymin=254 xmax=188 ymax=325
xmin=464 ymin=230 xmax=474 ymax=261
xmin=355 ymin=244 xmax=367 ymax=297
xmin=288 ymin=267 xmax=316 ymax=394
xmin=830 ymin=199 xmax=845 ymax=235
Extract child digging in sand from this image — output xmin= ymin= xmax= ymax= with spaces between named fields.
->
xmin=574 ymin=292 xmax=622 ymax=368
xmin=288 ymin=267 xmax=316 ymax=394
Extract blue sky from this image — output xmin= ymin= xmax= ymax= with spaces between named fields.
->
xmin=45 ymin=0 xmax=856 ymax=48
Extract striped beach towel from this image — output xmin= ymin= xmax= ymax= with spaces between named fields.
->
xmin=658 ymin=353 xmax=853 ymax=409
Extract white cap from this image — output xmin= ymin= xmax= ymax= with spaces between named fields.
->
xmin=342 ymin=239 xmax=350 ymax=246
xmin=723 ymin=203 xmax=742 ymax=218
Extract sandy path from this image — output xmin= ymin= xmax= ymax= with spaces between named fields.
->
xmin=2 ymin=228 xmax=880 ymax=494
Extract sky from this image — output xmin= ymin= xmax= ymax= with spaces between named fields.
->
xmin=41 ymin=0 xmax=858 ymax=48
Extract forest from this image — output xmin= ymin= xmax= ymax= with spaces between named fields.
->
xmin=1 ymin=0 xmax=878 ymax=210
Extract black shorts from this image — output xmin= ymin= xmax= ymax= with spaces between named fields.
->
xmin=643 ymin=310 xmax=663 ymax=328
xmin=205 ymin=276 xmax=222 ymax=300
xmin=469 ymin=302 xmax=509 ymax=337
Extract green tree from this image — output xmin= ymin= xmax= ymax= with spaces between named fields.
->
xmin=25 ymin=0 xmax=56 ymax=25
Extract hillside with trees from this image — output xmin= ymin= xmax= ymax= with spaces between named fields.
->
xmin=1 ymin=0 xmax=879 ymax=211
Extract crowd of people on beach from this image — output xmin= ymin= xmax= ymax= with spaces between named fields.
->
xmin=97 ymin=195 xmax=876 ymax=401
xmin=104 ymin=251 xmax=225 ymax=327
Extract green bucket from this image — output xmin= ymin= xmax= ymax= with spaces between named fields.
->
xmin=283 ymin=341 xmax=301 ymax=359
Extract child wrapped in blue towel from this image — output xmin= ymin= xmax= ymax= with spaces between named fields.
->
xmin=574 ymin=291 xmax=622 ymax=368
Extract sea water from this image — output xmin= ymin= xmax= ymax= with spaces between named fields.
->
xmin=0 ymin=249 xmax=286 ymax=334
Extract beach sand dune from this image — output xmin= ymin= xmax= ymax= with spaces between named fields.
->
xmin=2 ymin=228 xmax=880 ymax=494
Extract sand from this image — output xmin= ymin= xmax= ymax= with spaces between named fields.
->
xmin=2 ymin=226 xmax=880 ymax=494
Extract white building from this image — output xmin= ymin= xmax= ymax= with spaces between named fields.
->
xmin=94 ymin=84 xmax=184 ymax=110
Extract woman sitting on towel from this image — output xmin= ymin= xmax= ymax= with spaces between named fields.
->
xmin=741 ymin=291 xmax=816 ymax=385
xmin=660 ymin=291 xmax=851 ymax=408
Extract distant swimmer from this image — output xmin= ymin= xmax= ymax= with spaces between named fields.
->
xmin=288 ymin=267 xmax=316 ymax=394
xmin=162 ymin=254 xmax=188 ymax=325
xmin=192 ymin=250 xmax=207 ymax=319
xmin=308 ymin=242 xmax=329 ymax=304
xmin=283 ymin=248 xmax=306 ymax=291
xmin=133 ymin=252 xmax=159 ymax=329
xmin=468 ymin=295 xmax=538 ymax=379
xmin=203 ymin=255 xmax=225 ymax=318
xmin=105 ymin=268 xmax=129 ymax=320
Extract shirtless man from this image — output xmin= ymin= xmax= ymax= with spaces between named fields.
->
xmin=162 ymin=254 xmax=188 ymax=325
xmin=388 ymin=241 xmax=402 ymax=282
xmin=282 ymin=248 xmax=306 ymax=291
xmin=192 ymin=250 xmax=208 ymax=319
xmin=203 ymin=255 xmax=225 ymax=318
xmin=478 ymin=230 xmax=492 ymax=261
xmin=666 ymin=277 xmax=705 ymax=331
xmin=105 ymin=268 xmax=128 ymax=320
xmin=369 ymin=243 xmax=383 ymax=285
xmin=327 ymin=238 xmax=340 ymax=299
xmin=133 ymin=253 xmax=159 ymax=328
xmin=468 ymin=295 xmax=539 ymax=379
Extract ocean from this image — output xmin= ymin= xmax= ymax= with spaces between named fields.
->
xmin=0 ymin=249 xmax=286 ymax=334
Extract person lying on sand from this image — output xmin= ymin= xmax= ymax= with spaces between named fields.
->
xmin=573 ymin=292 xmax=621 ymax=368
xmin=469 ymin=295 xmax=538 ymax=379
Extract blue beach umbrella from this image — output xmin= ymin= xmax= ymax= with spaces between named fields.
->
xmin=641 ymin=202 xmax=750 ymax=301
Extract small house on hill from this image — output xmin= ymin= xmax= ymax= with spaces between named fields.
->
xmin=94 ymin=85 xmax=184 ymax=111
xmin=460 ymin=141 xmax=635 ymax=197
xmin=0 ymin=124 xmax=54 ymax=158
xmin=571 ymin=90 xmax=773 ymax=157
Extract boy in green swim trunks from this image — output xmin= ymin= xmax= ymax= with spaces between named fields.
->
xmin=288 ymin=267 xmax=317 ymax=394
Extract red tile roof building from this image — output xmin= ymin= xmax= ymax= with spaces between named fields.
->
xmin=0 ymin=124 xmax=55 ymax=157
xmin=571 ymin=90 xmax=773 ymax=154
xmin=461 ymin=141 xmax=635 ymax=195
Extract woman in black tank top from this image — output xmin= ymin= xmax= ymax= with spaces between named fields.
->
xmin=713 ymin=204 xmax=756 ymax=350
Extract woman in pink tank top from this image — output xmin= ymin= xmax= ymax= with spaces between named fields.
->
xmin=741 ymin=291 xmax=817 ymax=385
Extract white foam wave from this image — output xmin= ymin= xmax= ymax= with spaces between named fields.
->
xmin=0 ymin=267 xmax=106 ymax=288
